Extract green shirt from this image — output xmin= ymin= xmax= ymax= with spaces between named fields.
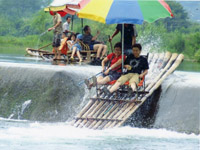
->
xmin=53 ymin=13 xmax=62 ymax=34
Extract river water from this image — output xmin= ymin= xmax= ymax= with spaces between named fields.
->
xmin=0 ymin=54 xmax=199 ymax=150
xmin=0 ymin=118 xmax=199 ymax=150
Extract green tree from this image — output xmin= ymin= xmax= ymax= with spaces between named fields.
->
xmin=157 ymin=1 xmax=190 ymax=32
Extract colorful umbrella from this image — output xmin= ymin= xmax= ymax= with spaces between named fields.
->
xmin=44 ymin=0 xmax=90 ymax=16
xmin=78 ymin=0 xmax=173 ymax=70
xmin=78 ymin=0 xmax=173 ymax=24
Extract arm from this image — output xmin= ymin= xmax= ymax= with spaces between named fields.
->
xmin=101 ymin=57 xmax=109 ymax=72
xmin=92 ymin=30 xmax=100 ymax=41
xmin=64 ymin=29 xmax=74 ymax=34
xmin=132 ymin=36 xmax=136 ymax=46
xmin=132 ymin=25 xmax=137 ymax=45
xmin=139 ymin=69 xmax=148 ymax=78
xmin=48 ymin=21 xmax=62 ymax=31
xmin=104 ymin=58 xmax=122 ymax=75
xmin=109 ymin=29 xmax=119 ymax=42
xmin=109 ymin=59 xmax=122 ymax=70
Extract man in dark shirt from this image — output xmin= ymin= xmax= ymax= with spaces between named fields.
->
xmin=82 ymin=25 xmax=107 ymax=60
xmin=109 ymin=24 xmax=137 ymax=56
xmin=104 ymin=43 xmax=149 ymax=95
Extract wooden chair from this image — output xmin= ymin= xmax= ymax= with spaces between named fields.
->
xmin=78 ymin=40 xmax=97 ymax=62
xmin=107 ymin=76 xmax=147 ymax=100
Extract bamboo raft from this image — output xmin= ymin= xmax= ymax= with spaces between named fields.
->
xmin=70 ymin=52 xmax=184 ymax=129
xmin=26 ymin=48 xmax=51 ymax=57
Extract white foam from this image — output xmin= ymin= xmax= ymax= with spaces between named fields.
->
xmin=0 ymin=123 xmax=198 ymax=141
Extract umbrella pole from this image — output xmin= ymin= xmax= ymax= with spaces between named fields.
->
xmin=122 ymin=24 xmax=124 ymax=73
xmin=81 ymin=18 xmax=84 ymax=34
xmin=71 ymin=15 xmax=74 ymax=31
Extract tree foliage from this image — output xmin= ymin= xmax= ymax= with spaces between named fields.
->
xmin=0 ymin=0 xmax=200 ymax=61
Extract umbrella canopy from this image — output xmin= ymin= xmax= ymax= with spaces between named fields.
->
xmin=44 ymin=0 xmax=90 ymax=16
xmin=78 ymin=0 xmax=173 ymax=24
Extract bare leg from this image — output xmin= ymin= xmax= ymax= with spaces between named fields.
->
xmin=53 ymin=47 xmax=57 ymax=59
xmin=130 ymin=82 xmax=137 ymax=91
xmin=97 ymin=76 xmax=110 ymax=85
xmin=57 ymin=48 xmax=61 ymax=59
xmin=93 ymin=44 xmax=103 ymax=58
xmin=109 ymin=81 xmax=122 ymax=93
xmin=76 ymin=51 xmax=82 ymax=62
xmin=71 ymin=47 xmax=77 ymax=58
xmin=101 ymin=45 xmax=107 ymax=59
xmin=97 ymin=76 xmax=104 ymax=83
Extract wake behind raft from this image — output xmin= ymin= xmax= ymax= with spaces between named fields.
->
xmin=70 ymin=52 xmax=184 ymax=129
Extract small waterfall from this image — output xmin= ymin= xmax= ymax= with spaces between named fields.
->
xmin=0 ymin=62 xmax=101 ymax=122
xmin=153 ymin=71 xmax=200 ymax=134
xmin=124 ymin=71 xmax=200 ymax=134
xmin=21 ymin=100 xmax=32 ymax=116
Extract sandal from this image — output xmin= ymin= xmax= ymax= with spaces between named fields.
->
xmin=84 ymin=79 xmax=92 ymax=90
xmin=69 ymin=57 xmax=74 ymax=61
xmin=92 ymin=76 xmax=97 ymax=87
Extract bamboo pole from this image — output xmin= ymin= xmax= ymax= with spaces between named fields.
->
xmin=92 ymin=103 xmax=120 ymax=129
xmin=88 ymin=102 xmax=114 ymax=129
xmin=38 ymin=43 xmax=52 ymax=50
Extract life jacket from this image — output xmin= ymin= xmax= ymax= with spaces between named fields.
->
xmin=52 ymin=37 xmax=69 ymax=55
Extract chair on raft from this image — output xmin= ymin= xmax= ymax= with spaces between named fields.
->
xmin=78 ymin=40 xmax=97 ymax=62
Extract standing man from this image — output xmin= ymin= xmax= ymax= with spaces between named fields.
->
xmin=48 ymin=11 xmax=63 ymax=60
xmin=109 ymin=24 xmax=137 ymax=56
xmin=63 ymin=16 xmax=74 ymax=37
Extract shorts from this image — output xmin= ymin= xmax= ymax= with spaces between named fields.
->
xmin=71 ymin=43 xmax=82 ymax=51
xmin=100 ymin=71 xmax=121 ymax=81
xmin=89 ymin=44 xmax=94 ymax=50
xmin=117 ymin=73 xmax=139 ymax=85
xmin=52 ymin=33 xmax=62 ymax=48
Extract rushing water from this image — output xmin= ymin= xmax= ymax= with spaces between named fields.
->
xmin=0 ymin=118 xmax=199 ymax=150
xmin=0 ymin=54 xmax=50 ymax=65
xmin=0 ymin=54 xmax=199 ymax=150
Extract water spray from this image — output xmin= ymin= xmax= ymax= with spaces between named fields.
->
xmin=39 ymin=30 xmax=48 ymax=37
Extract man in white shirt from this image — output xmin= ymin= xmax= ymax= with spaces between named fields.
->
xmin=63 ymin=16 xmax=73 ymax=36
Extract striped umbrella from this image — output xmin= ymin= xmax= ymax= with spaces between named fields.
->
xmin=44 ymin=0 xmax=91 ymax=16
xmin=78 ymin=0 xmax=173 ymax=24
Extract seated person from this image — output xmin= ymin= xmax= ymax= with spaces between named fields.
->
xmin=97 ymin=42 xmax=126 ymax=85
xmin=103 ymin=43 xmax=149 ymax=97
xmin=58 ymin=33 xmax=69 ymax=55
xmin=82 ymin=25 xmax=107 ymax=61
xmin=85 ymin=42 xmax=125 ymax=89
xmin=67 ymin=33 xmax=83 ymax=62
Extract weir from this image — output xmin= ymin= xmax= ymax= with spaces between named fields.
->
xmin=0 ymin=63 xmax=99 ymax=122
xmin=1 ymin=53 xmax=199 ymax=134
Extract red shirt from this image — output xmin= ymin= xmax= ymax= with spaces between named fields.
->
xmin=107 ymin=53 xmax=126 ymax=73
